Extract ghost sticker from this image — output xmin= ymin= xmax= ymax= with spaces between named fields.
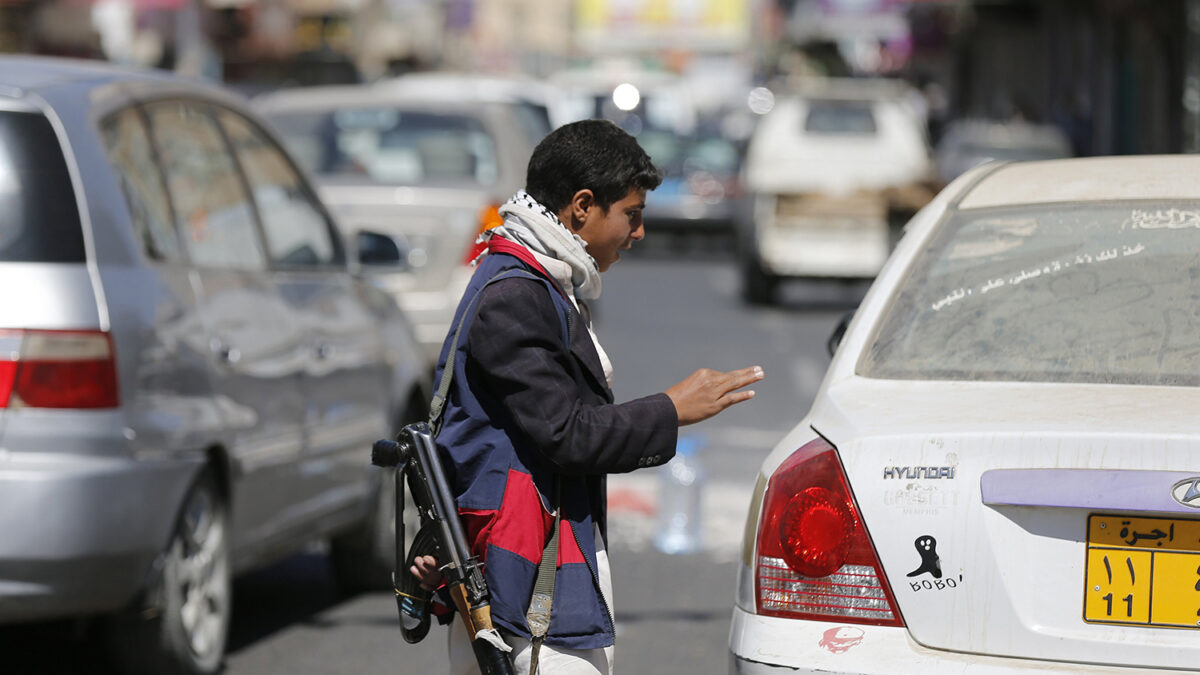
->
xmin=906 ymin=535 xmax=942 ymax=579
xmin=818 ymin=626 xmax=864 ymax=653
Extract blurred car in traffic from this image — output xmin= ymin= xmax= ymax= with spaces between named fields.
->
xmin=730 ymin=155 xmax=1200 ymax=673
xmin=737 ymin=79 xmax=933 ymax=304
xmin=0 ymin=55 xmax=429 ymax=674
xmin=253 ymin=74 xmax=551 ymax=366
xmin=550 ymin=65 xmax=735 ymax=245
xmin=934 ymin=117 xmax=1073 ymax=185
xmin=550 ymin=63 xmax=700 ymax=138
xmin=374 ymin=70 xmax=571 ymax=136
xmin=638 ymin=127 xmax=743 ymax=237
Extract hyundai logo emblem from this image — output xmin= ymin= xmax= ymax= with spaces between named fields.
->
xmin=1171 ymin=478 xmax=1200 ymax=508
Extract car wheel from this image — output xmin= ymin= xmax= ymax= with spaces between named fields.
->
xmin=742 ymin=255 xmax=778 ymax=305
xmin=105 ymin=470 xmax=231 ymax=675
xmin=332 ymin=401 xmax=426 ymax=594
xmin=330 ymin=467 xmax=397 ymax=593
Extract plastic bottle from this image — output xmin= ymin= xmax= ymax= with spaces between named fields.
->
xmin=654 ymin=436 xmax=705 ymax=555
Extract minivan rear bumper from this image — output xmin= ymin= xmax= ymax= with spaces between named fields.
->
xmin=0 ymin=421 xmax=201 ymax=622
xmin=759 ymin=216 xmax=890 ymax=278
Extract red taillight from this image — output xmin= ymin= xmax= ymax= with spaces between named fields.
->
xmin=462 ymin=203 xmax=506 ymax=265
xmin=778 ymin=487 xmax=855 ymax=577
xmin=755 ymin=438 xmax=903 ymax=626
xmin=0 ymin=330 xmax=119 ymax=409
xmin=0 ymin=360 xmax=15 ymax=407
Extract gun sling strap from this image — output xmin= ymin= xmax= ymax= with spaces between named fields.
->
xmin=430 ymin=262 xmax=572 ymax=436
xmin=431 ymin=263 xmax=571 ymax=674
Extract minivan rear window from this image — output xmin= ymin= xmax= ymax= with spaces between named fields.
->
xmin=0 ymin=110 xmax=85 ymax=262
xmin=804 ymin=100 xmax=877 ymax=136
xmin=265 ymin=108 xmax=500 ymax=186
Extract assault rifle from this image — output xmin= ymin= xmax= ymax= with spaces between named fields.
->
xmin=371 ymin=422 xmax=515 ymax=675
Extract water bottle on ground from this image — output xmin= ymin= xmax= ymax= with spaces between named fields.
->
xmin=654 ymin=436 xmax=705 ymax=555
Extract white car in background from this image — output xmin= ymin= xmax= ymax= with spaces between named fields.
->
xmin=254 ymin=74 xmax=552 ymax=366
xmin=380 ymin=71 xmax=573 ymax=134
xmin=549 ymin=64 xmax=700 ymax=137
xmin=738 ymin=78 xmax=932 ymax=304
xmin=731 ymin=155 xmax=1200 ymax=673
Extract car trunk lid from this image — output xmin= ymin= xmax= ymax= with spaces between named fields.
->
xmin=317 ymin=182 xmax=491 ymax=293
xmin=811 ymin=377 xmax=1200 ymax=670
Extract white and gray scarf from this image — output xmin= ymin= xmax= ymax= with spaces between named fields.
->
xmin=486 ymin=190 xmax=613 ymax=385
xmin=491 ymin=190 xmax=602 ymax=301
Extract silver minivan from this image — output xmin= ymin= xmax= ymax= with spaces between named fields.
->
xmin=0 ymin=56 xmax=428 ymax=674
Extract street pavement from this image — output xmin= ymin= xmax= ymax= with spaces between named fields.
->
xmin=2 ymin=242 xmax=866 ymax=674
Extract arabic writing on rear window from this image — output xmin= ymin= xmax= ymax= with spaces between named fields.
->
xmin=860 ymin=204 xmax=1200 ymax=385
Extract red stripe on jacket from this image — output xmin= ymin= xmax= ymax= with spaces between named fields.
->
xmin=459 ymin=469 xmax=585 ymax=566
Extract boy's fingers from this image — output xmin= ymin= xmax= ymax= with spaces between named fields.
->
xmin=723 ymin=366 xmax=764 ymax=393
xmin=721 ymin=389 xmax=756 ymax=407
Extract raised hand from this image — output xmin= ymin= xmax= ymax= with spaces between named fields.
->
xmin=665 ymin=365 xmax=764 ymax=426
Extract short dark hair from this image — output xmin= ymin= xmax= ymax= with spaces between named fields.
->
xmin=525 ymin=119 xmax=662 ymax=214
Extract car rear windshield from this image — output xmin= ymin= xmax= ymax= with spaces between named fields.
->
xmin=265 ymin=107 xmax=499 ymax=186
xmin=804 ymin=100 xmax=877 ymax=136
xmin=860 ymin=203 xmax=1200 ymax=386
xmin=640 ymin=128 xmax=741 ymax=176
xmin=0 ymin=110 xmax=85 ymax=262
xmin=510 ymin=100 xmax=552 ymax=146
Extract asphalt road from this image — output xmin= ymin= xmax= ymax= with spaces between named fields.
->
xmin=2 ymin=239 xmax=867 ymax=675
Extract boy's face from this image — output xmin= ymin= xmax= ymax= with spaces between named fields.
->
xmin=576 ymin=188 xmax=647 ymax=272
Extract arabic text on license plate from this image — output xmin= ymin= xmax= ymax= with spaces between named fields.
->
xmin=1084 ymin=514 xmax=1200 ymax=629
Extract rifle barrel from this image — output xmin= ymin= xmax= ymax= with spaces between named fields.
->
xmin=410 ymin=425 xmax=472 ymax=570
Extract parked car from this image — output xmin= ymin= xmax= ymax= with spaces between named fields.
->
xmin=730 ymin=155 xmax=1200 ymax=673
xmin=253 ymin=74 xmax=552 ymax=366
xmin=934 ymin=117 xmax=1073 ymax=185
xmin=0 ymin=56 xmax=429 ymax=674
xmin=737 ymin=78 xmax=933 ymax=304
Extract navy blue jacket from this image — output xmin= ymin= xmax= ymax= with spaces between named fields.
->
xmin=433 ymin=249 xmax=678 ymax=649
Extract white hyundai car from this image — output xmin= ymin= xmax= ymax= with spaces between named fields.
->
xmin=730 ymin=155 xmax=1200 ymax=673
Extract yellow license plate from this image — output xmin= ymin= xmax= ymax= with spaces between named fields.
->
xmin=1084 ymin=514 xmax=1200 ymax=629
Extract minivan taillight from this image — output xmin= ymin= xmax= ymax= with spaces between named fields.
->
xmin=0 ymin=330 xmax=119 ymax=409
xmin=462 ymin=203 xmax=506 ymax=265
xmin=755 ymin=438 xmax=903 ymax=626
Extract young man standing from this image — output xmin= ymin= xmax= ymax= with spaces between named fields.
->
xmin=418 ymin=119 xmax=763 ymax=674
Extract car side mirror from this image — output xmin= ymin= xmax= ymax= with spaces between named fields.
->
xmin=356 ymin=229 xmax=411 ymax=271
xmin=827 ymin=310 xmax=854 ymax=357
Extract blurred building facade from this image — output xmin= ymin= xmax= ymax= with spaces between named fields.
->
xmin=771 ymin=0 xmax=1200 ymax=155
xmin=4 ymin=0 xmax=1200 ymax=155
xmin=946 ymin=0 xmax=1192 ymax=156
xmin=0 ymin=0 xmax=446 ymax=85
xmin=0 ymin=1 xmax=762 ymax=88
